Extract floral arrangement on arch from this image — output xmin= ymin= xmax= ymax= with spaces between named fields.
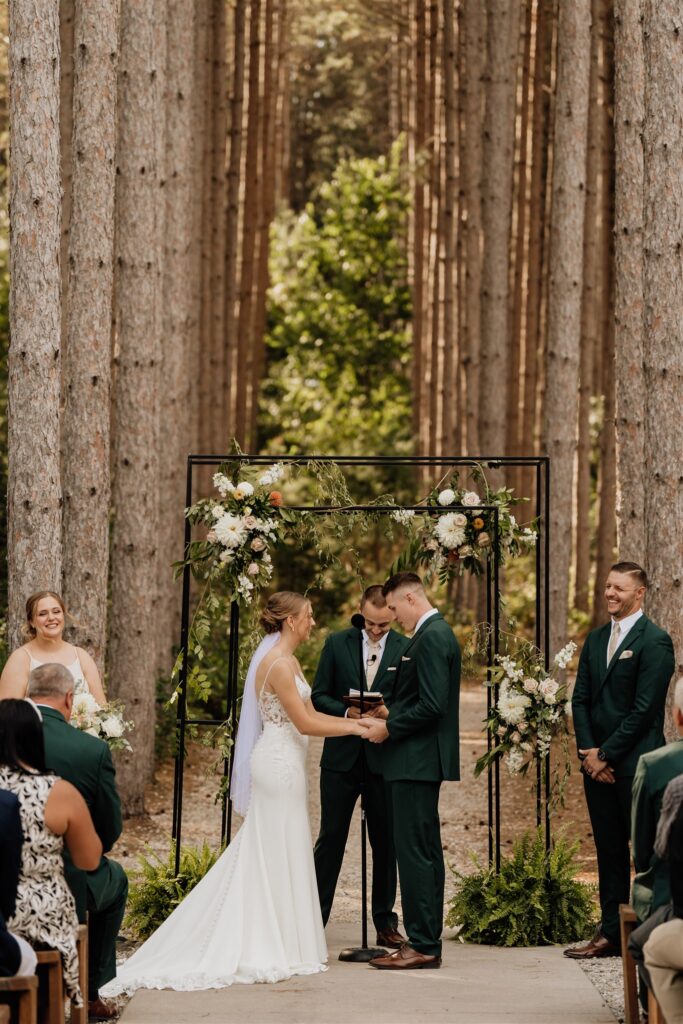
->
xmin=474 ymin=638 xmax=577 ymax=779
xmin=184 ymin=462 xmax=288 ymax=604
xmin=71 ymin=692 xmax=133 ymax=753
xmin=392 ymin=468 xmax=538 ymax=579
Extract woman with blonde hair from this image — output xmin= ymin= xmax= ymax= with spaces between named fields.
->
xmin=103 ymin=591 xmax=373 ymax=994
xmin=0 ymin=591 xmax=106 ymax=705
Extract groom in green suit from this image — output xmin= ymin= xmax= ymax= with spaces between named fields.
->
xmin=312 ymin=585 xmax=408 ymax=947
xmin=566 ymin=562 xmax=675 ymax=959
xmin=27 ymin=664 xmax=128 ymax=1021
xmin=363 ymin=572 xmax=461 ymax=970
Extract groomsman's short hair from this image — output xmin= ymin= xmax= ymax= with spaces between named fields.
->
xmin=610 ymin=561 xmax=648 ymax=588
xmin=382 ymin=571 xmax=424 ymax=597
xmin=361 ymin=585 xmax=387 ymax=608
xmin=27 ymin=663 xmax=75 ymax=699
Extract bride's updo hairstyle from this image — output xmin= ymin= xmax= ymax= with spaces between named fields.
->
xmin=260 ymin=591 xmax=307 ymax=634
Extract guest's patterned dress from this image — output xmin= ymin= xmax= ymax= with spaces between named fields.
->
xmin=0 ymin=767 xmax=81 ymax=1004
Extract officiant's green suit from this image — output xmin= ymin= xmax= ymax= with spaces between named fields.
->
xmin=312 ymin=627 xmax=409 ymax=932
xmin=383 ymin=612 xmax=461 ymax=958
xmin=41 ymin=707 xmax=128 ymax=994
xmin=572 ymin=615 xmax=674 ymax=945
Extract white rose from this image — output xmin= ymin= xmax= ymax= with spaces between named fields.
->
xmin=477 ymin=532 xmax=491 ymax=547
xmin=250 ymin=537 xmax=266 ymax=552
xmin=522 ymin=677 xmax=539 ymax=694
xmin=438 ymin=488 xmax=455 ymax=506
xmin=102 ymin=715 xmax=124 ymax=738
xmin=247 ymin=562 xmax=260 ymax=576
xmin=458 ymin=544 xmax=473 ymax=557
xmin=510 ymin=731 xmax=521 ymax=744
xmin=462 ymin=491 xmax=481 ymax=506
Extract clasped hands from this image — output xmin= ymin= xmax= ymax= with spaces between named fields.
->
xmin=579 ymin=747 xmax=615 ymax=784
xmin=349 ymin=703 xmax=390 ymax=744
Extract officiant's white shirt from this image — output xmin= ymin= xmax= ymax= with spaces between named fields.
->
xmin=362 ymin=629 xmax=389 ymax=662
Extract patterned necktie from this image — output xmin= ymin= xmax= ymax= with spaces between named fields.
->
xmin=366 ymin=642 xmax=381 ymax=689
xmin=607 ymin=621 xmax=621 ymax=664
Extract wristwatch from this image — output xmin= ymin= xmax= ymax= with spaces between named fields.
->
xmin=597 ymin=748 xmax=607 ymax=762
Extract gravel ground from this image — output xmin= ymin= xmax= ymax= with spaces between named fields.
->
xmin=111 ymin=677 xmax=627 ymax=1020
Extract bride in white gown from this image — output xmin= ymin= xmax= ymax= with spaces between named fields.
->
xmin=103 ymin=592 xmax=371 ymax=993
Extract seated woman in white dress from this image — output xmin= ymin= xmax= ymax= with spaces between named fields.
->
xmin=0 ymin=591 xmax=106 ymax=705
xmin=102 ymin=591 xmax=372 ymax=994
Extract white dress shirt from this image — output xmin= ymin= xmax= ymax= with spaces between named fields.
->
xmin=607 ymin=608 xmax=643 ymax=666
xmin=413 ymin=607 xmax=438 ymax=635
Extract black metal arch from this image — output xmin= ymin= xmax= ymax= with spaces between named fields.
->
xmin=170 ymin=454 xmax=550 ymax=876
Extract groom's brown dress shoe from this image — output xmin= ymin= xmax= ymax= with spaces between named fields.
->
xmin=563 ymin=932 xmax=620 ymax=959
xmin=375 ymin=927 xmax=407 ymax=949
xmin=369 ymin=944 xmax=441 ymax=970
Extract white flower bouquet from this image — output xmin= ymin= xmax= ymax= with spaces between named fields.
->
xmin=475 ymin=639 xmax=577 ymax=778
xmin=71 ymin=692 xmax=133 ymax=752
xmin=183 ymin=462 xmax=288 ymax=605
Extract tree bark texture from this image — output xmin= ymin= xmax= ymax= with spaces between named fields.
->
xmin=59 ymin=0 xmax=74 ymax=348
xmin=613 ymin=0 xmax=646 ymax=561
xmin=441 ymin=0 xmax=457 ymax=454
xmin=61 ymin=0 xmax=118 ymax=672
xmin=544 ymin=0 xmax=591 ymax=653
xmin=7 ymin=0 xmax=62 ymax=651
xmin=209 ymin=0 xmax=228 ymax=453
xmin=641 ymin=0 xmax=683 ymax=681
xmin=109 ymin=0 xmax=162 ymax=811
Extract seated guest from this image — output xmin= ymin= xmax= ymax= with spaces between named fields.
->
xmin=632 ymin=677 xmax=683 ymax=923
xmin=0 ymin=788 xmax=37 ymax=978
xmin=27 ymin=664 xmax=127 ymax=1022
xmin=644 ymin=799 xmax=683 ymax=1023
xmin=0 ymin=591 xmax=106 ymax=704
xmin=629 ymin=773 xmax=683 ymax=1012
xmin=0 ymin=700 xmax=102 ymax=1008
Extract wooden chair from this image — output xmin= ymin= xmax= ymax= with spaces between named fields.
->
xmin=35 ymin=924 xmax=88 ymax=1024
xmin=648 ymin=986 xmax=667 ymax=1023
xmin=0 ymin=974 xmax=39 ymax=1024
xmin=620 ymin=904 xmax=640 ymax=1024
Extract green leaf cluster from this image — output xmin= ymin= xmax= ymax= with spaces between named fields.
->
xmin=445 ymin=830 xmax=596 ymax=946
xmin=124 ymin=841 xmax=220 ymax=941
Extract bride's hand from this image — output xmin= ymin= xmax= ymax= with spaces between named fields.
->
xmin=349 ymin=719 xmax=373 ymax=736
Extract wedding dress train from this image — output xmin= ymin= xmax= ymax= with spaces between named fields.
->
xmin=102 ymin=674 xmax=327 ymax=993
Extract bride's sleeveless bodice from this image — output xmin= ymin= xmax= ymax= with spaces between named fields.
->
xmin=258 ymin=675 xmax=311 ymax=727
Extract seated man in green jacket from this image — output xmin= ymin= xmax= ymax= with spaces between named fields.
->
xmin=28 ymin=663 xmax=128 ymax=1022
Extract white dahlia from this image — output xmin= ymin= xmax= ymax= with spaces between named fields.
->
xmin=214 ymin=513 xmax=248 ymax=549
xmin=434 ymin=513 xmax=466 ymax=550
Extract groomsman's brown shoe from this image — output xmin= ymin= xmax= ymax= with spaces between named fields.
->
xmin=369 ymin=944 xmax=441 ymax=970
xmin=563 ymin=932 xmax=620 ymax=959
xmin=375 ymin=927 xmax=407 ymax=950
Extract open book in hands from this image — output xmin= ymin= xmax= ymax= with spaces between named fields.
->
xmin=343 ymin=689 xmax=384 ymax=708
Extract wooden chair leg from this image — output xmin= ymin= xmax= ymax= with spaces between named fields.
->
xmin=648 ymin=987 xmax=667 ymax=1024
xmin=619 ymin=904 xmax=640 ymax=1024
xmin=0 ymin=1004 xmax=10 ymax=1024
xmin=35 ymin=952 xmax=65 ymax=1024
xmin=0 ymin=974 xmax=39 ymax=1024
xmin=70 ymin=925 xmax=88 ymax=1024
xmin=19 ymin=983 xmax=38 ymax=1024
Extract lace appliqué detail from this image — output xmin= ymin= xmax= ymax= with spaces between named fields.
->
xmin=258 ymin=676 xmax=311 ymax=726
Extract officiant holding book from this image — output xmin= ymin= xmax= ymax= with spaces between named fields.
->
xmin=312 ymin=585 xmax=409 ymax=948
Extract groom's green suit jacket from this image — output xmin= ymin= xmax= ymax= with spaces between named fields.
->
xmin=312 ymin=627 xmax=409 ymax=775
xmin=383 ymin=612 xmax=461 ymax=783
xmin=571 ymin=615 xmax=675 ymax=777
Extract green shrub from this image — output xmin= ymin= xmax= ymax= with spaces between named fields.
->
xmin=445 ymin=829 xmax=596 ymax=946
xmin=125 ymin=841 xmax=220 ymax=940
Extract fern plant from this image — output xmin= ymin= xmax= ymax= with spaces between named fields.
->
xmin=445 ymin=829 xmax=595 ymax=946
xmin=125 ymin=841 xmax=220 ymax=940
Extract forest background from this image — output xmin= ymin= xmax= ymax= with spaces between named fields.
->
xmin=0 ymin=0 xmax=681 ymax=811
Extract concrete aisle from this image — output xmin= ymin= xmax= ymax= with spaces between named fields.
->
xmin=118 ymin=924 xmax=616 ymax=1024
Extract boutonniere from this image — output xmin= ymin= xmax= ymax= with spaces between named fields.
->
xmin=619 ymin=650 xmax=634 ymax=660
xmin=401 ymin=656 xmax=411 ymax=662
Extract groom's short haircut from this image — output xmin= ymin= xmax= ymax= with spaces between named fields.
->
xmin=361 ymin=584 xmax=387 ymax=608
xmin=382 ymin=571 xmax=424 ymax=598
xmin=610 ymin=561 xmax=647 ymax=588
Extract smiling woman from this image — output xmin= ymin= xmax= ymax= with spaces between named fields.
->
xmin=0 ymin=590 xmax=106 ymax=705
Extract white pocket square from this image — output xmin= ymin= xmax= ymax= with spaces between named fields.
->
xmin=401 ymin=656 xmax=411 ymax=662
xmin=387 ymin=666 xmax=397 ymax=672
xmin=619 ymin=650 xmax=634 ymax=659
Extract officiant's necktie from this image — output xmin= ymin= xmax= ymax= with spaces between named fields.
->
xmin=366 ymin=642 xmax=381 ymax=688
xmin=607 ymin=621 xmax=621 ymax=665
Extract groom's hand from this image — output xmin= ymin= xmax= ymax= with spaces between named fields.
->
xmin=363 ymin=719 xmax=389 ymax=744
xmin=361 ymin=705 xmax=388 ymax=720
xmin=346 ymin=706 xmax=362 ymax=719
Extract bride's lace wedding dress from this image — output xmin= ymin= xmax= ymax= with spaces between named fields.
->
xmin=102 ymin=672 xmax=327 ymax=993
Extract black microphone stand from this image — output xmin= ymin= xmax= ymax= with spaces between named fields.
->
xmin=339 ymin=613 xmax=387 ymax=962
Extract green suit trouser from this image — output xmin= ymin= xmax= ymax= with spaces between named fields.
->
xmin=314 ymin=754 xmax=398 ymax=932
xmin=390 ymin=779 xmax=444 ymax=957
xmin=67 ymin=857 xmax=128 ymax=994
xmin=583 ymin=772 xmax=633 ymax=946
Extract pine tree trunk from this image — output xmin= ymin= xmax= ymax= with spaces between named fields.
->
xmin=109 ymin=0 xmax=163 ymax=811
xmin=614 ymin=0 xmax=645 ymax=561
xmin=442 ymin=0 xmax=457 ymax=454
xmin=59 ymin=0 xmax=74 ymax=347
xmin=209 ymin=0 xmax=228 ymax=454
xmin=574 ymin=0 xmax=601 ymax=612
xmin=544 ymin=0 xmax=591 ymax=653
xmin=224 ymin=0 xmax=247 ymax=442
xmin=480 ymin=0 xmax=520 ymax=456
xmin=7 ymin=0 xmax=62 ymax=651
xmin=641 ymin=0 xmax=683 ymax=682
xmin=197 ymin=3 xmax=214 ymax=472
xmin=412 ymin=0 xmax=427 ymax=452
xmin=461 ymin=0 xmax=485 ymax=453
xmin=61 ymin=0 xmax=118 ymax=672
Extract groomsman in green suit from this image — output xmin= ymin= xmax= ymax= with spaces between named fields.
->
xmin=363 ymin=572 xmax=461 ymax=970
xmin=566 ymin=562 xmax=675 ymax=959
xmin=312 ymin=585 xmax=408 ymax=948
xmin=27 ymin=664 xmax=128 ymax=1021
